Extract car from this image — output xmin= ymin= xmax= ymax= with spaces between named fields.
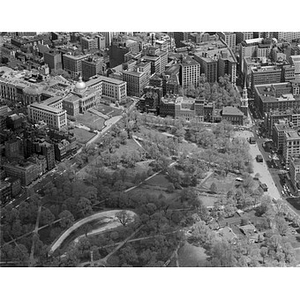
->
xmin=256 ymin=155 xmax=263 ymax=162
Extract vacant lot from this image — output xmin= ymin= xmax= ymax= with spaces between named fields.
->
xmin=72 ymin=128 xmax=95 ymax=145
xmin=75 ymin=112 xmax=105 ymax=131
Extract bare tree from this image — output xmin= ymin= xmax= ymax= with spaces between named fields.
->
xmin=115 ymin=211 xmax=133 ymax=227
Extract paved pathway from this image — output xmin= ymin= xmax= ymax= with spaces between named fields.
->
xmin=48 ymin=210 xmax=136 ymax=255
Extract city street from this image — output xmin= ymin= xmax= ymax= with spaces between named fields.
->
xmin=234 ymin=130 xmax=281 ymax=200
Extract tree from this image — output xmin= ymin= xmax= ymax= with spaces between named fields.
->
xmin=77 ymin=197 xmax=93 ymax=217
xmin=40 ymin=208 xmax=55 ymax=226
xmin=0 ymin=243 xmax=14 ymax=262
xmin=275 ymin=216 xmax=289 ymax=236
xmin=210 ymin=182 xmax=218 ymax=194
xmin=119 ymin=130 xmax=128 ymax=145
xmin=115 ymin=211 xmax=133 ymax=227
xmin=59 ymin=210 xmax=75 ymax=229
xmin=166 ymin=183 xmax=175 ymax=193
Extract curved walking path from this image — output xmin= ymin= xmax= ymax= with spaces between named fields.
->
xmin=48 ymin=210 xmax=136 ymax=255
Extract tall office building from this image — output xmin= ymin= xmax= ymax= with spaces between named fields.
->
xmin=290 ymin=55 xmax=300 ymax=81
xmin=218 ymin=32 xmax=236 ymax=50
xmin=179 ymin=56 xmax=201 ymax=88
xmin=62 ymin=53 xmax=91 ymax=79
xmin=99 ymin=32 xmax=113 ymax=48
xmin=82 ymin=57 xmax=104 ymax=81
xmin=194 ymin=53 xmax=218 ymax=83
xmin=81 ymin=37 xmax=97 ymax=51
xmin=235 ymin=32 xmax=254 ymax=44
xmin=274 ymin=32 xmax=300 ymax=42
xmin=44 ymin=50 xmax=62 ymax=72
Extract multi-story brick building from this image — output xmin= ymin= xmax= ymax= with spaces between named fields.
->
xmin=251 ymin=66 xmax=282 ymax=91
xmin=221 ymin=106 xmax=245 ymax=125
xmin=289 ymin=155 xmax=300 ymax=191
xmin=3 ymin=161 xmax=41 ymax=186
xmin=254 ymin=82 xmax=300 ymax=116
xmin=122 ymin=69 xmax=148 ymax=97
xmin=82 ymin=57 xmax=105 ymax=81
xmin=283 ymin=129 xmax=300 ymax=166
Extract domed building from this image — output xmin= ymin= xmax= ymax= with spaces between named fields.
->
xmin=62 ymin=76 xmax=98 ymax=116
xmin=23 ymin=85 xmax=43 ymax=105
xmin=74 ymin=76 xmax=87 ymax=94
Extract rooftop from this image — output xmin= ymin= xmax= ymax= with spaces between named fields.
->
xmin=29 ymin=103 xmax=65 ymax=114
xmin=222 ymin=106 xmax=244 ymax=116
xmin=285 ymin=130 xmax=300 ymax=140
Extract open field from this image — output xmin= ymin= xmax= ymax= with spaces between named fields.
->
xmin=75 ymin=112 xmax=105 ymax=131
xmin=72 ymin=128 xmax=96 ymax=144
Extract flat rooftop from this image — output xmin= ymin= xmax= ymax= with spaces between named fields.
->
xmin=29 ymin=103 xmax=65 ymax=114
xmin=285 ymin=130 xmax=300 ymax=140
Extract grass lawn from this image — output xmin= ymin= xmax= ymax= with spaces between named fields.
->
xmin=202 ymin=173 xmax=236 ymax=193
xmin=144 ymin=173 xmax=171 ymax=188
xmin=72 ymin=128 xmax=96 ymax=144
xmin=113 ymin=139 xmax=142 ymax=157
xmin=198 ymin=193 xmax=221 ymax=207
xmin=95 ymin=104 xmax=122 ymax=117
xmin=75 ymin=112 xmax=105 ymax=131
xmin=127 ymin=186 xmax=180 ymax=205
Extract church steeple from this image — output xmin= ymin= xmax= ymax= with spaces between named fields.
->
xmin=240 ymin=75 xmax=248 ymax=117
xmin=242 ymin=78 xmax=248 ymax=101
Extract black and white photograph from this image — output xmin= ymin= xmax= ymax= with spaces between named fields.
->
xmin=0 ymin=1 xmax=299 ymax=299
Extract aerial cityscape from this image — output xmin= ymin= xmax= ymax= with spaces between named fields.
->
xmin=1 ymin=31 xmax=300 ymax=267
